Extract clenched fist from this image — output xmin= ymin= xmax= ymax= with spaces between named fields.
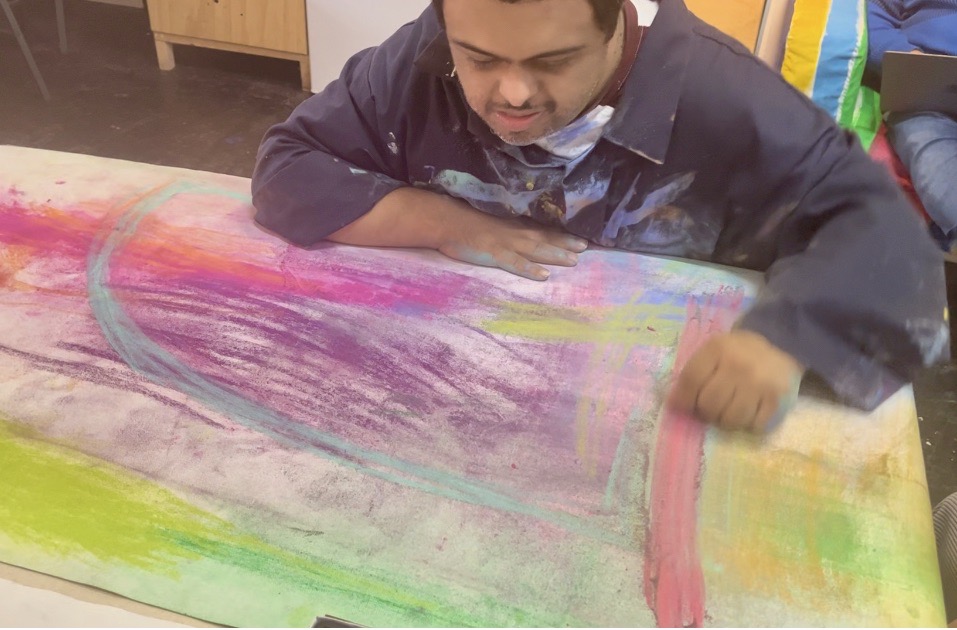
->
xmin=667 ymin=331 xmax=804 ymax=432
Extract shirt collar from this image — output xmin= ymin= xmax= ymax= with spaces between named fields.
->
xmin=414 ymin=22 xmax=456 ymax=80
xmin=414 ymin=0 xmax=696 ymax=165
xmin=604 ymin=0 xmax=694 ymax=164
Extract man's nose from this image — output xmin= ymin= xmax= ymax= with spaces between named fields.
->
xmin=497 ymin=66 xmax=537 ymax=108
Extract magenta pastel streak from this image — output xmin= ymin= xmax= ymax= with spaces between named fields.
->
xmin=0 ymin=202 xmax=472 ymax=313
xmin=0 ymin=203 xmax=97 ymax=257
xmin=643 ymin=288 xmax=744 ymax=628
xmin=110 ymin=237 xmax=475 ymax=313
xmin=111 ymin=273 xmax=571 ymax=435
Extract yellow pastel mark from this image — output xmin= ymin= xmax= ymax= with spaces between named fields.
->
xmin=0 ymin=418 xmax=454 ymax=623
xmin=698 ymin=395 xmax=946 ymax=626
xmin=574 ymin=306 xmax=631 ymax=475
xmin=483 ymin=299 xmax=683 ymax=476
xmin=0 ymin=419 xmax=222 ymax=572
xmin=481 ymin=302 xmax=683 ymax=345
xmin=573 ymin=296 xmax=662 ymax=476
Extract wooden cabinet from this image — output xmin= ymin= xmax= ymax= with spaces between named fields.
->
xmin=146 ymin=0 xmax=310 ymax=90
xmin=684 ymin=0 xmax=768 ymax=51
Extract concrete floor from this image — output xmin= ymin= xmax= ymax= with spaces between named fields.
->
xmin=0 ymin=0 xmax=309 ymax=176
xmin=2 ymin=0 xmax=955 ymax=503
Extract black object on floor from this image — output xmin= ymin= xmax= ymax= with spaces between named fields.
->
xmin=916 ymin=259 xmax=957 ymax=506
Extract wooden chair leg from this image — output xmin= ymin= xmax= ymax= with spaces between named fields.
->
xmin=154 ymin=37 xmax=175 ymax=71
xmin=299 ymin=57 xmax=311 ymax=92
xmin=55 ymin=0 xmax=67 ymax=53
xmin=0 ymin=0 xmax=51 ymax=100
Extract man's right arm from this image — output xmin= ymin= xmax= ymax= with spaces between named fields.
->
xmin=329 ymin=188 xmax=588 ymax=281
xmin=253 ymin=82 xmax=586 ymax=281
xmin=252 ymin=41 xmax=410 ymax=248
xmin=252 ymin=13 xmax=585 ymax=281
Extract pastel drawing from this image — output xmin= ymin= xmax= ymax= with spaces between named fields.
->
xmin=0 ymin=148 xmax=945 ymax=627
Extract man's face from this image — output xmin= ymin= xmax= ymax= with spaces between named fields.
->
xmin=443 ymin=0 xmax=623 ymax=146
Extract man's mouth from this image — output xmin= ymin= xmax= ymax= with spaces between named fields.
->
xmin=493 ymin=110 xmax=543 ymax=133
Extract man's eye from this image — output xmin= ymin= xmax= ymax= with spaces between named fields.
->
xmin=469 ymin=58 xmax=498 ymax=70
xmin=532 ymin=57 xmax=574 ymax=72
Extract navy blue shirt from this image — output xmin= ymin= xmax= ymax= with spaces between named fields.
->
xmin=253 ymin=0 xmax=949 ymax=410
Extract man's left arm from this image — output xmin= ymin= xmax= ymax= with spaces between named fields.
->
xmin=670 ymin=43 xmax=949 ymax=430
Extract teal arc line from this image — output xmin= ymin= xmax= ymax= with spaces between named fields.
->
xmin=85 ymin=181 xmax=637 ymax=547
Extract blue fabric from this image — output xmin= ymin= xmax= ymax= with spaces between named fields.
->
xmin=810 ymin=0 xmax=868 ymax=121
xmin=782 ymin=0 xmax=882 ymax=149
xmin=867 ymin=0 xmax=957 ymax=75
xmin=253 ymin=0 xmax=950 ymax=410
xmin=889 ymin=111 xmax=957 ymax=236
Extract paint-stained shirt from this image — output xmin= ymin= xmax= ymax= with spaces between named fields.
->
xmin=252 ymin=0 xmax=950 ymax=410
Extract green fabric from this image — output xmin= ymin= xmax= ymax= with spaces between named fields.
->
xmin=781 ymin=0 xmax=882 ymax=150
xmin=837 ymin=23 xmax=881 ymax=150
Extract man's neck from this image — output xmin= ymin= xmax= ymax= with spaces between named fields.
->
xmin=605 ymin=8 xmax=629 ymax=92
xmin=579 ymin=0 xmax=643 ymax=117
xmin=581 ymin=9 xmax=628 ymax=115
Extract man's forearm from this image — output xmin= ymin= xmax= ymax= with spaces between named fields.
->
xmin=327 ymin=187 xmax=589 ymax=281
xmin=328 ymin=187 xmax=457 ymax=250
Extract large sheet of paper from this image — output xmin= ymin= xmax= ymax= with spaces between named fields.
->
xmin=0 ymin=146 xmax=944 ymax=626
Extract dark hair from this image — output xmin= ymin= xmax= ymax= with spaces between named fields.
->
xmin=432 ymin=0 xmax=627 ymax=41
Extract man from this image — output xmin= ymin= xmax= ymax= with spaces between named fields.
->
xmin=253 ymin=0 xmax=949 ymax=433
xmin=867 ymin=0 xmax=957 ymax=251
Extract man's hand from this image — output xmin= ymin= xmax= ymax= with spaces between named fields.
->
xmin=667 ymin=331 xmax=804 ymax=432
xmin=437 ymin=206 xmax=588 ymax=281
xmin=329 ymin=187 xmax=588 ymax=281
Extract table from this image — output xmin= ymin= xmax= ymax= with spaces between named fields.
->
xmin=0 ymin=146 xmax=945 ymax=626
xmin=0 ymin=562 xmax=197 ymax=627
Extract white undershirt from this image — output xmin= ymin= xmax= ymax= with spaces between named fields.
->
xmin=633 ymin=0 xmax=659 ymax=27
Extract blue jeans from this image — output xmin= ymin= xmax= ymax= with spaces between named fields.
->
xmin=888 ymin=112 xmax=957 ymax=250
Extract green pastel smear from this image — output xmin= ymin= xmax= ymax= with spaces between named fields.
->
xmin=768 ymin=474 xmax=941 ymax=592
xmin=0 ymin=418 xmax=577 ymax=627
xmin=1 ymin=421 xmax=222 ymax=572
